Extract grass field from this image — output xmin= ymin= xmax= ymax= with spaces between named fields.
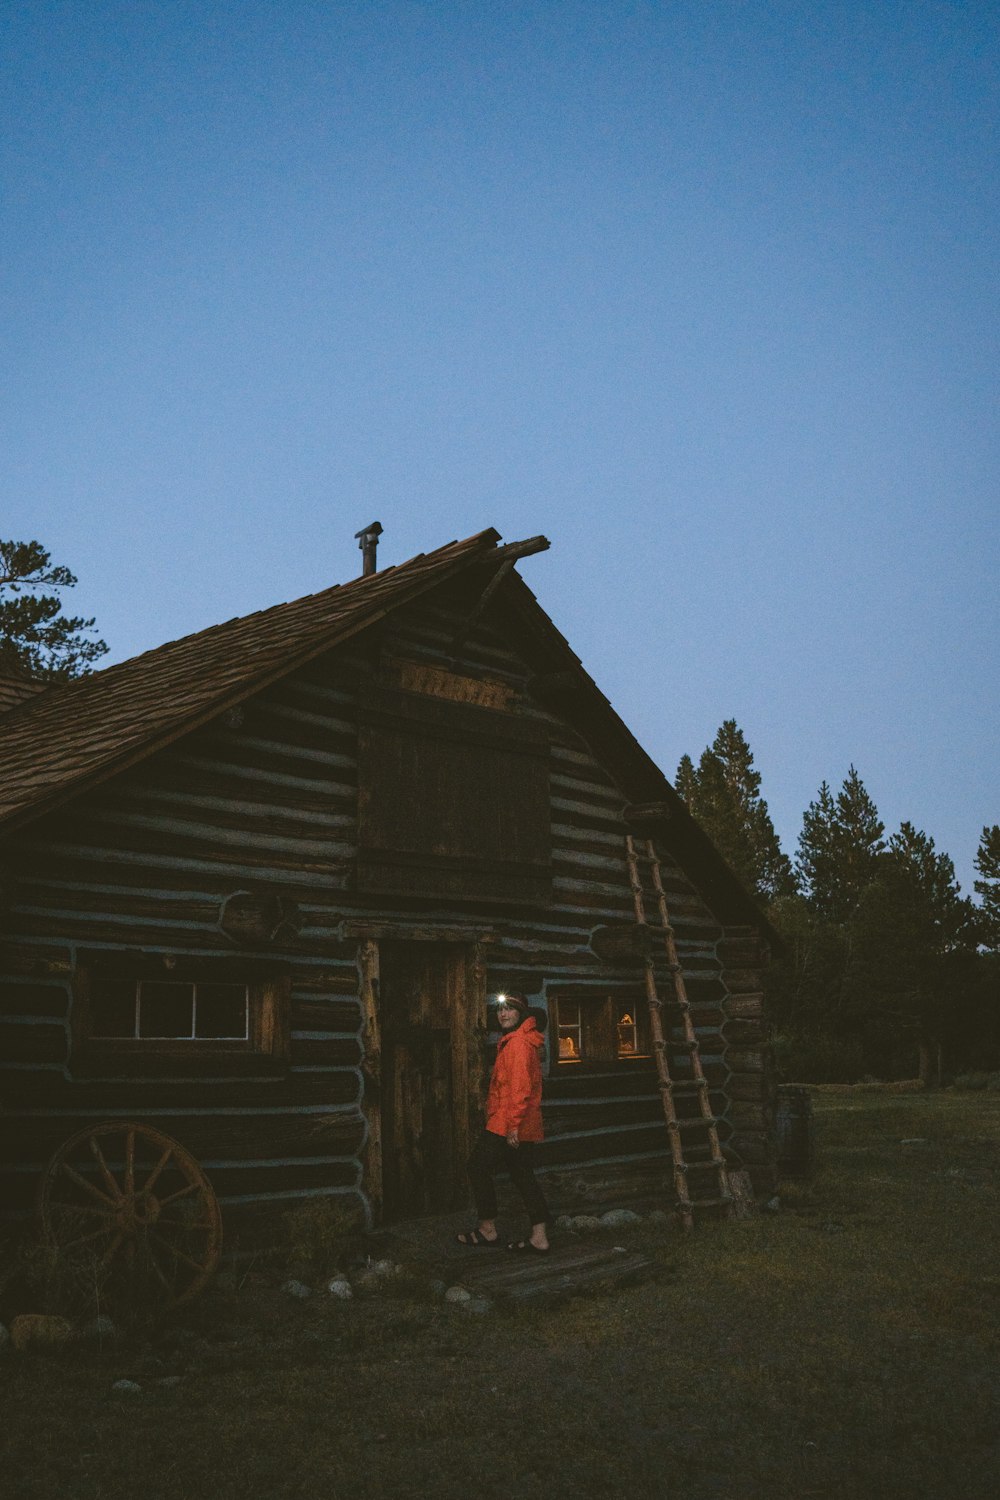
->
xmin=3 ymin=1091 xmax=999 ymax=1500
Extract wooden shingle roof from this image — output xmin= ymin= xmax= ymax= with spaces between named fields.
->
xmin=0 ymin=669 xmax=46 ymax=715
xmin=0 ymin=528 xmax=501 ymax=836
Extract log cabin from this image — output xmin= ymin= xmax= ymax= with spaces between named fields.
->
xmin=0 ymin=527 xmax=779 ymax=1249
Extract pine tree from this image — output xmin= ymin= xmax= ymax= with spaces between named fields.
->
xmin=674 ymin=753 xmax=698 ymax=808
xmin=835 ymin=767 xmax=886 ymax=912
xmin=0 ymin=539 xmax=107 ymax=680
xmin=888 ymin=822 xmax=973 ymax=952
xmin=797 ymin=768 xmax=885 ymax=922
xmin=840 ymin=824 xmax=975 ymax=1083
xmin=796 ymin=781 xmax=839 ymax=915
xmin=974 ymin=825 xmax=1000 ymax=951
xmin=674 ymin=720 xmax=796 ymax=901
xmin=841 ymin=860 xmax=932 ymax=1077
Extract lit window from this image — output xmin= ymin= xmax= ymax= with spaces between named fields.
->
xmin=617 ymin=1010 xmax=638 ymax=1056
xmin=552 ymin=992 xmax=650 ymax=1067
xmin=558 ymin=1001 xmax=583 ymax=1062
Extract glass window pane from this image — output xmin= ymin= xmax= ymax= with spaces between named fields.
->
xmin=91 ymin=979 xmax=137 ymax=1037
xmin=139 ymin=981 xmax=194 ymax=1038
xmin=558 ymin=1000 xmax=583 ymax=1061
xmin=195 ymin=983 xmax=248 ymax=1039
xmin=617 ymin=1010 xmax=638 ymax=1056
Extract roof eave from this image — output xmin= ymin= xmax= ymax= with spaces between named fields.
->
xmin=0 ymin=529 xmax=503 ymax=840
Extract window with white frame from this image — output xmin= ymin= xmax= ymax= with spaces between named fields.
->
xmin=90 ymin=979 xmax=250 ymax=1041
xmin=72 ymin=953 xmax=289 ymax=1075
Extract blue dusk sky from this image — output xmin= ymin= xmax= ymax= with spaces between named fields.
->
xmin=2 ymin=1 xmax=997 ymax=896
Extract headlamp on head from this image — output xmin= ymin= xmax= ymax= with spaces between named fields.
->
xmin=493 ymin=991 xmax=528 ymax=1017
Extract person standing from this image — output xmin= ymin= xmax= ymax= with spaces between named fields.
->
xmin=457 ymin=992 xmax=550 ymax=1253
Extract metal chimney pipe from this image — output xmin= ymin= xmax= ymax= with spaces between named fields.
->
xmin=354 ymin=521 xmax=383 ymax=577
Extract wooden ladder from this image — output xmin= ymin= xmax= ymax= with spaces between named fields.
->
xmin=625 ymin=834 xmax=734 ymax=1231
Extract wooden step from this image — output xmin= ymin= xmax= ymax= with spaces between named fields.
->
xmin=458 ymin=1240 xmax=662 ymax=1305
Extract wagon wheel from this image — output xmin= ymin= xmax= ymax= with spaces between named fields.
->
xmin=36 ymin=1122 xmax=222 ymax=1314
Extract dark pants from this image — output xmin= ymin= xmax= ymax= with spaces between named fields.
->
xmin=468 ymin=1130 xmax=550 ymax=1228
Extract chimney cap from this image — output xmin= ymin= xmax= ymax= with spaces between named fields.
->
xmin=354 ymin=521 xmax=384 ymax=540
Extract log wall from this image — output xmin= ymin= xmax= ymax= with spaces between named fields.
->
xmin=0 ymin=585 xmax=775 ymax=1241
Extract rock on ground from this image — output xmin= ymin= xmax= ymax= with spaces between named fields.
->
xmin=368 ymin=1259 xmax=400 ymax=1278
xmin=569 ymin=1215 xmax=603 ymax=1233
xmin=600 ymin=1209 xmax=642 ymax=1227
xmin=10 ymin=1315 xmax=74 ymax=1353
xmin=77 ymin=1315 xmax=120 ymax=1344
xmin=281 ymin=1279 xmax=313 ymax=1299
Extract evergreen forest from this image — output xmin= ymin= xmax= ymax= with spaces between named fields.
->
xmin=677 ymin=722 xmax=1000 ymax=1084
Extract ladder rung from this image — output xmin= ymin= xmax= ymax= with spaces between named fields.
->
xmin=687 ymin=1195 xmax=733 ymax=1209
xmin=666 ymin=1116 xmax=719 ymax=1130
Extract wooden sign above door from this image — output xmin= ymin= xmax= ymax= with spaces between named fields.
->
xmin=380 ymin=655 xmax=518 ymax=713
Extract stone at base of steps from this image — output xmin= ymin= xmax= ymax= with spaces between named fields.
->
xmin=454 ymin=1240 xmax=662 ymax=1304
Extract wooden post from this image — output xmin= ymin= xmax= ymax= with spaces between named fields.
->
xmin=466 ymin=942 xmax=489 ymax=1148
xmin=358 ymin=938 xmax=383 ymax=1226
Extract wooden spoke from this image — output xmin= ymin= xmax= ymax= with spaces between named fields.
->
xmin=54 ymin=1226 xmax=117 ymax=1254
xmin=99 ymin=1231 xmax=126 ymax=1270
xmin=142 ymin=1145 xmax=173 ymax=1197
xmin=147 ymin=1232 xmax=208 ymax=1275
xmin=46 ymin=1203 xmax=114 ymax=1223
xmin=124 ymin=1128 xmax=135 ymax=1201
xmin=155 ymin=1181 xmax=200 ymax=1209
xmin=88 ymin=1136 xmax=122 ymax=1201
xmin=59 ymin=1161 xmax=117 ymax=1210
xmin=143 ymin=1242 xmax=175 ymax=1294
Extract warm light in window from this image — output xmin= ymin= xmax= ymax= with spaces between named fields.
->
xmin=617 ymin=1010 xmax=638 ymax=1056
xmin=558 ymin=1000 xmax=583 ymax=1063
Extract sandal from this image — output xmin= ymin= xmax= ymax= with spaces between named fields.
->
xmin=506 ymin=1240 xmax=550 ymax=1255
xmin=455 ymin=1228 xmax=499 ymax=1248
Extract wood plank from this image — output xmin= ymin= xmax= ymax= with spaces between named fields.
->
xmin=0 ymin=1019 xmax=68 ymax=1063
xmin=0 ymin=1157 xmax=360 ymax=1214
xmin=0 ymin=1109 xmax=366 ymax=1168
xmin=289 ymin=1036 xmax=361 ymax=1067
xmin=0 ymin=1070 xmax=361 ymax=1110
xmin=0 ymin=981 xmax=71 ymax=1019
xmin=543 ymin=1097 xmax=665 ymax=1136
xmin=538 ymin=1122 xmax=671 ymax=1168
xmin=458 ymin=1241 xmax=661 ymax=1304
xmin=291 ymin=998 xmax=360 ymax=1031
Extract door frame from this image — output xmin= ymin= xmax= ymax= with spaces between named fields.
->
xmin=357 ymin=932 xmax=488 ymax=1224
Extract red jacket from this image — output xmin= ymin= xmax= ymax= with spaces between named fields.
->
xmin=485 ymin=1017 xmax=545 ymax=1141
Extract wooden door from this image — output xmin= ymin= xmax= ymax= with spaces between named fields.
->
xmin=378 ymin=942 xmax=486 ymax=1221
